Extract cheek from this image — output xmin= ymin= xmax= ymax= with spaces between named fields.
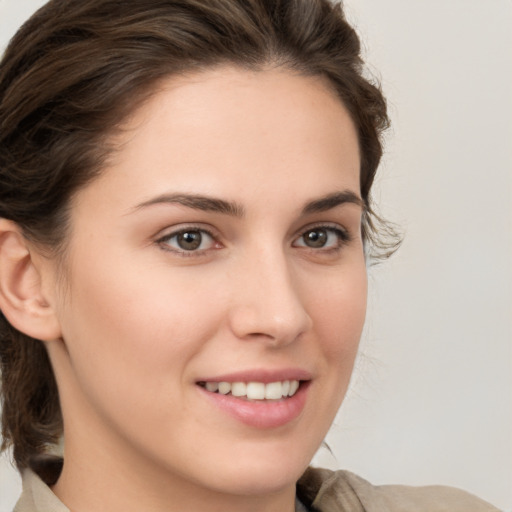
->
xmin=292 ymin=261 xmax=366 ymax=454
xmin=308 ymin=261 xmax=367 ymax=360
xmin=55 ymin=256 xmax=223 ymax=414
xmin=305 ymin=259 xmax=367 ymax=422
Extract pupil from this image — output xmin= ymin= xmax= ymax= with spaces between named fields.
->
xmin=177 ymin=231 xmax=202 ymax=250
xmin=305 ymin=229 xmax=327 ymax=248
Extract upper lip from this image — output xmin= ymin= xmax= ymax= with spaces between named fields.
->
xmin=196 ymin=368 xmax=313 ymax=384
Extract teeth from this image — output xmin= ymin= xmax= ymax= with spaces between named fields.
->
xmin=265 ymin=381 xmax=283 ymax=399
xmin=218 ymin=382 xmax=231 ymax=395
xmin=231 ymin=382 xmax=246 ymax=397
xmin=246 ymin=382 xmax=265 ymax=400
xmin=203 ymin=380 xmax=301 ymax=400
xmin=205 ymin=382 xmax=219 ymax=392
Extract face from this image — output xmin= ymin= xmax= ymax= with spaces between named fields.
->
xmin=46 ymin=67 xmax=366 ymax=503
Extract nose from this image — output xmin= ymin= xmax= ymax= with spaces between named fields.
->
xmin=227 ymin=249 xmax=312 ymax=346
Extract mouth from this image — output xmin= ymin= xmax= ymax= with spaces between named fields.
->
xmin=197 ymin=379 xmax=302 ymax=401
xmin=195 ymin=370 xmax=311 ymax=428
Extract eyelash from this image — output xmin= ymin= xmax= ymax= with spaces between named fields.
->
xmin=156 ymin=225 xmax=219 ymax=257
xmin=155 ymin=223 xmax=352 ymax=257
xmin=293 ymin=224 xmax=352 ymax=253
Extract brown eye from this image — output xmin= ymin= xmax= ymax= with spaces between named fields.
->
xmin=177 ymin=231 xmax=203 ymax=250
xmin=303 ymin=229 xmax=328 ymax=248
xmin=159 ymin=228 xmax=216 ymax=253
xmin=293 ymin=226 xmax=349 ymax=250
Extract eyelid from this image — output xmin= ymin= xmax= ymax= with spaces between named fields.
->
xmin=292 ymin=222 xmax=352 ymax=249
xmin=154 ymin=221 xmax=353 ymax=257
xmin=155 ymin=224 xmax=222 ymax=256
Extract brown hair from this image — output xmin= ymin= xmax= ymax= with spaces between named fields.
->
xmin=0 ymin=0 xmax=394 ymax=471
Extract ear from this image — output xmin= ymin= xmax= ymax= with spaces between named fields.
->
xmin=0 ymin=219 xmax=62 ymax=342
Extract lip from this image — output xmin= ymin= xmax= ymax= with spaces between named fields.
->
xmin=196 ymin=367 xmax=312 ymax=384
xmin=196 ymin=368 xmax=312 ymax=429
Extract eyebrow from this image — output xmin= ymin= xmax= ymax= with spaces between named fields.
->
xmin=301 ymin=190 xmax=363 ymax=214
xmin=131 ymin=189 xmax=363 ymax=217
xmin=131 ymin=193 xmax=245 ymax=217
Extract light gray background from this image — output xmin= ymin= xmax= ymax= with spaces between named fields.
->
xmin=1 ymin=1 xmax=510 ymax=510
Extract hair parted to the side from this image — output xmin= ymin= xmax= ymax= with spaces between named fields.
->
xmin=0 ymin=0 xmax=397 ymax=471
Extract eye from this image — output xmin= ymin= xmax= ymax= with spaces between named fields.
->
xmin=293 ymin=226 xmax=349 ymax=250
xmin=157 ymin=228 xmax=217 ymax=253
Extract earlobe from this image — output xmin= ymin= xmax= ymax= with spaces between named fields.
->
xmin=0 ymin=219 xmax=62 ymax=342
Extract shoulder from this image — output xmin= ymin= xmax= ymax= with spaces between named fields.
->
xmin=13 ymin=465 xmax=68 ymax=512
xmin=297 ymin=467 xmax=502 ymax=512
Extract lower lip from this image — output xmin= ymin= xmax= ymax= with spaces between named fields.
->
xmin=197 ymin=382 xmax=310 ymax=429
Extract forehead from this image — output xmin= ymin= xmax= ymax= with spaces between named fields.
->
xmin=75 ymin=66 xmax=360 ymax=214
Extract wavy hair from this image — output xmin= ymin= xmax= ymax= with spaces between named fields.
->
xmin=0 ymin=0 xmax=396 ymax=470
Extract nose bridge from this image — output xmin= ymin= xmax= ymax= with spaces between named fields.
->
xmin=228 ymin=244 xmax=312 ymax=345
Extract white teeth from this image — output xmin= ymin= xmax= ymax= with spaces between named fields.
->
xmin=205 ymin=381 xmax=219 ymax=392
xmin=246 ymin=382 xmax=266 ymax=400
xmin=265 ymin=381 xmax=283 ymax=399
xmin=231 ymin=382 xmax=246 ymax=397
xmin=203 ymin=380 xmax=301 ymax=400
xmin=218 ymin=381 xmax=231 ymax=395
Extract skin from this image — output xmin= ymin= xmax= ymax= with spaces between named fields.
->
xmin=36 ymin=66 xmax=366 ymax=512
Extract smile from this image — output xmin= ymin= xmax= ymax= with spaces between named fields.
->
xmin=198 ymin=380 xmax=301 ymax=400
xmin=197 ymin=378 xmax=310 ymax=429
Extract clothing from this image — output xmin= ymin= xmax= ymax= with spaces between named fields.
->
xmin=297 ymin=467 xmax=501 ymax=511
xmin=14 ymin=461 xmax=501 ymax=512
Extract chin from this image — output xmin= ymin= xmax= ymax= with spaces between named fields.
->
xmin=201 ymin=443 xmax=314 ymax=496
xmin=214 ymin=465 xmax=305 ymax=497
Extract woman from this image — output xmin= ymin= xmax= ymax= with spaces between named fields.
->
xmin=0 ymin=1 xmax=501 ymax=511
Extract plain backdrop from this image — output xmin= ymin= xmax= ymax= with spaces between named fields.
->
xmin=0 ymin=1 xmax=511 ymax=510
